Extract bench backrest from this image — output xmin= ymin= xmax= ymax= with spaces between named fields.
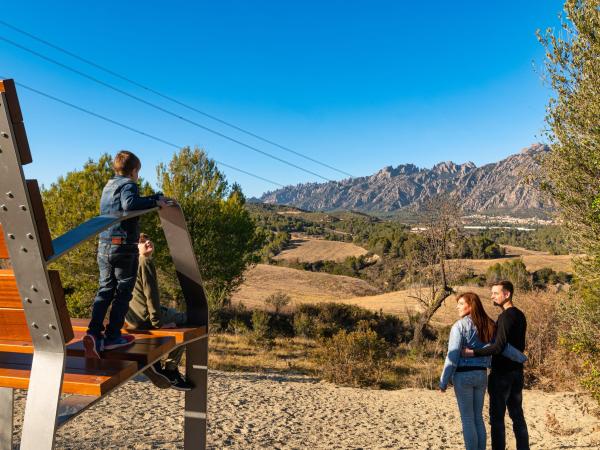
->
xmin=0 ymin=80 xmax=74 ymax=349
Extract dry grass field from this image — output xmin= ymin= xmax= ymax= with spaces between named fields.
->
xmin=235 ymin=245 xmax=573 ymax=325
xmin=450 ymin=245 xmax=575 ymax=274
xmin=233 ymin=263 xmax=501 ymax=326
xmin=272 ymin=233 xmax=369 ymax=263
xmin=231 ymin=264 xmax=380 ymax=310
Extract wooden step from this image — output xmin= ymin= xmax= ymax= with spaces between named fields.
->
xmin=0 ymin=327 xmax=189 ymax=364
xmin=71 ymin=318 xmax=208 ymax=345
xmin=0 ymin=352 xmax=137 ymax=396
xmin=0 ymin=226 xmax=8 ymax=259
xmin=66 ymin=332 xmax=176 ymax=368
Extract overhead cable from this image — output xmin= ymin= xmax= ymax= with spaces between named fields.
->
xmin=6 ymin=79 xmax=285 ymax=187
xmin=0 ymin=35 xmax=336 ymax=183
xmin=0 ymin=19 xmax=354 ymax=179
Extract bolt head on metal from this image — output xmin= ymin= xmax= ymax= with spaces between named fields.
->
xmin=19 ymin=205 xmax=26 ymax=211
xmin=27 ymin=233 xmax=34 ymax=239
xmin=31 ymin=285 xmax=38 ymax=292
xmin=25 ymin=297 xmax=31 ymax=303
xmin=43 ymin=334 xmax=50 ymax=340
xmin=49 ymin=324 xmax=57 ymax=330
xmin=20 ymin=246 xmax=27 ymax=253
xmin=1 ymin=132 xmax=8 ymax=138
xmin=6 ymin=191 xmax=13 ymax=198
xmin=31 ymin=322 xmax=38 ymax=328
xmin=0 ymin=205 xmax=6 ymax=211
xmin=7 ymin=233 xmax=14 ymax=239
xmin=43 ymin=298 xmax=50 ymax=304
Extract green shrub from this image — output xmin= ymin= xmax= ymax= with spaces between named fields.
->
xmin=294 ymin=302 xmax=412 ymax=343
xmin=486 ymin=259 xmax=531 ymax=290
xmin=250 ymin=310 xmax=273 ymax=347
xmin=228 ymin=317 xmax=249 ymax=335
xmin=317 ymin=325 xmax=390 ymax=387
xmin=293 ymin=312 xmax=315 ymax=338
xmin=264 ymin=291 xmax=291 ymax=314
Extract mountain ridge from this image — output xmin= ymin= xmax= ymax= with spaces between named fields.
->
xmin=259 ymin=144 xmax=553 ymax=217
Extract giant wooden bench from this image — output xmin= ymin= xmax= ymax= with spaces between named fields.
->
xmin=0 ymin=79 xmax=209 ymax=450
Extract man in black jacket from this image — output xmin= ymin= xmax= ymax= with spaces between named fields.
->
xmin=462 ymin=280 xmax=529 ymax=450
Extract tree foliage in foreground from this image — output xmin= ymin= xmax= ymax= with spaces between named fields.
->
xmin=43 ymin=148 xmax=263 ymax=318
xmin=539 ymin=0 xmax=600 ymax=402
xmin=156 ymin=147 xmax=264 ymax=311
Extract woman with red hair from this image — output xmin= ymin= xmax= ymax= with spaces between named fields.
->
xmin=439 ymin=292 xmax=526 ymax=450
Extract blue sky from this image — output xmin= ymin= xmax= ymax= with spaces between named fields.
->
xmin=1 ymin=1 xmax=563 ymax=197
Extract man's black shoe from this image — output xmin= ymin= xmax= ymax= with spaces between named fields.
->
xmin=143 ymin=362 xmax=171 ymax=389
xmin=163 ymin=368 xmax=194 ymax=391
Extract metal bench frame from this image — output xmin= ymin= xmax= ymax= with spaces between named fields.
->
xmin=0 ymin=80 xmax=209 ymax=450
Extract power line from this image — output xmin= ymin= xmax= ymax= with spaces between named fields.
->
xmin=4 ymin=78 xmax=285 ymax=188
xmin=0 ymin=19 xmax=354 ymax=179
xmin=0 ymin=34 xmax=337 ymax=183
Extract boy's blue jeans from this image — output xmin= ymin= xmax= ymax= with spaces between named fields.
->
xmin=453 ymin=370 xmax=488 ymax=450
xmin=88 ymin=243 xmax=139 ymax=340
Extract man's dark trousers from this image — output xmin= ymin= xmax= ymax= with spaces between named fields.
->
xmin=488 ymin=369 xmax=529 ymax=450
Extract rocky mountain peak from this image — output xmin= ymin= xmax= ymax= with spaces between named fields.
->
xmin=260 ymin=144 xmax=553 ymax=217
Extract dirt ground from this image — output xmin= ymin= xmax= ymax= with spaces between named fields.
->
xmin=10 ymin=371 xmax=600 ymax=449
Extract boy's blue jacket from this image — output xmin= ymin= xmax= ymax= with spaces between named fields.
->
xmin=98 ymin=176 xmax=160 ymax=245
xmin=439 ymin=315 xmax=528 ymax=390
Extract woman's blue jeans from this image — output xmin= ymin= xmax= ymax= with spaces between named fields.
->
xmin=453 ymin=370 xmax=488 ymax=450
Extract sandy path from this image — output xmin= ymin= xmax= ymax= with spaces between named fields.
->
xmin=11 ymin=371 xmax=600 ymax=449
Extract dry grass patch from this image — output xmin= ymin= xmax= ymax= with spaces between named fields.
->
xmin=209 ymin=333 xmax=447 ymax=390
xmin=273 ymin=234 xmax=369 ymax=263
xmin=449 ymin=253 xmax=574 ymax=275
xmin=232 ymin=264 xmax=380 ymax=310
xmin=209 ymin=333 xmax=319 ymax=375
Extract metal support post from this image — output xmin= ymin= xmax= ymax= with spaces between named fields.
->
xmin=20 ymin=351 xmax=65 ymax=450
xmin=0 ymin=388 xmax=13 ymax=450
xmin=184 ymin=335 xmax=208 ymax=450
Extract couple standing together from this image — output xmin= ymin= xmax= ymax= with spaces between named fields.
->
xmin=440 ymin=280 xmax=529 ymax=450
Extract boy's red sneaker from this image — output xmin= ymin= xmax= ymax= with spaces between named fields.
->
xmin=103 ymin=334 xmax=136 ymax=350
xmin=83 ymin=333 xmax=102 ymax=359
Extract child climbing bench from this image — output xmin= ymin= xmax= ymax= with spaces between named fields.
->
xmin=0 ymin=79 xmax=209 ymax=450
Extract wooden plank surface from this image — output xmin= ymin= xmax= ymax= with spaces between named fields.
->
xmin=0 ymin=308 xmax=29 ymax=341
xmin=0 ymin=225 xmax=8 ymax=259
xmin=0 ymin=79 xmax=32 ymax=164
xmin=0 ymin=79 xmax=23 ymax=123
xmin=0 ymin=270 xmax=21 ymax=309
xmin=48 ymin=270 xmax=74 ymax=343
xmin=0 ymin=353 xmax=137 ymax=395
xmin=26 ymin=180 xmax=53 ymax=260
xmin=0 ymin=269 xmax=74 ymax=342
xmin=67 ymin=334 xmax=176 ymax=367
xmin=71 ymin=318 xmax=207 ymax=345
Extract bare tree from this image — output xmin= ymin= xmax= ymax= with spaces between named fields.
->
xmin=406 ymin=196 xmax=462 ymax=347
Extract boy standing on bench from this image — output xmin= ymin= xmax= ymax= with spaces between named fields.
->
xmin=125 ymin=233 xmax=193 ymax=390
xmin=84 ymin=151 xmax=167 ymax=358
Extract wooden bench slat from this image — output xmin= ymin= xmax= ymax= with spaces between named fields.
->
xmin=0 ymin=79 xmax=32 ymax=165
xmin=26 ymin=180 xmax=54 ymax=260
xmin=0 ymin=225 xmax=8 ymax=259
xmin=0 ymin=339 xmax=33 ymax=354
xmin=0 ymin=269 xmax=75 ymax=343
xmin=0 ymin=353 xmax=137 ymax=396
xmin=0 ymin=79 xmax=23 ymax=124
xmin=0 ymin=270 xmax=21 ymax=309
xmin=0 ymin=308 xmax=29 ymax=341
xmin=71 ymin=318 xmax=207 ymax=345
xmin=67 ymin=335 xmax=176 ymax=367
xmin=48 ymin=269 xmax=75 ymax=343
